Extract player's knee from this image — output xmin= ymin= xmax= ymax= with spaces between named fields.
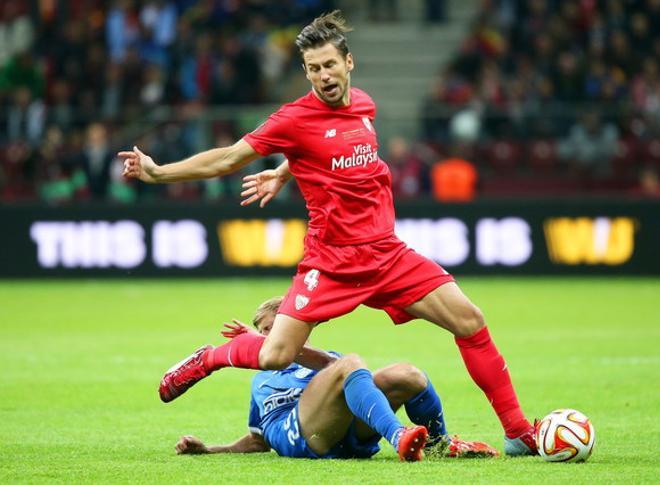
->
xmin=377 ymin=363 xmax=427 ymax=395
xmin=400 ymin=364 xmax=428 ymax=393
xmin=333 ymin=353 xmax=366 ymax=380
xmin=452 ymin=304 xmax=485 ymax=337
xmin=259 ymin=346 xmax=296 ymax=370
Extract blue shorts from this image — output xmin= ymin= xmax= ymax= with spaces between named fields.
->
xmin=263 ymin=404 xmax=381 ymax=459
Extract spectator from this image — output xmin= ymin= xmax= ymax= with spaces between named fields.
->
xmin=631 ymin=57 xmax=660 ymax=126
xmin=387 ymin=136 xmax=429 ymax=199
xmin=632 ymin=166 xmax=660 ymax=198
xmin=48 ymin=80 xmax=74 ymax=133
xmin=140 ymin=64 xmax=166 ymax=107
xmin=76 ymin=123 xmax=115 ymax=200
xmin=430 ymin=148 xmax=478 ymax=202
xmin=553 ymin=51 xmax=584 ymax=102
xmin=0 ymin=3 xmax=34 ymax=65
xmin=558 ymin=111 xmax=619 ymax=180
xmin=140 ymin=0 xmax=177 ymax=49
xmin=106 ymin=0 xmax=140 ymax=63
xmin=0 ymin=52 xmax=45 ymax=98
xmin=7 ymin=87 xmax=45 ymax=146
xmin=1 ymin=140 xmax=37 ymax=200
xmin=101 ymin=63 xmax=124 ymax=120
xmin=179 ymin=33 xmax=214 ymax=101
xmin=37 ymin=126 xmax=80 ymax=204
xmin=449 ymin=108 xmax=481 ymax=144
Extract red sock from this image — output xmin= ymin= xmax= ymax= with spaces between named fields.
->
xmin=455 ymin=326 xmax=531 ymax=438
xmin=203 ymin=333 xmax=265 ymax=371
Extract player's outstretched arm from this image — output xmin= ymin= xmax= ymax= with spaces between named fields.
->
xmin=176 ymin=433 xmax=270 ymax=455
xmin=119 ymin=139 xmax=261 ymax=184
xmin=240 ymin=160 xmax=292 ymax=208
xmin=295 ymin=346 xmax=339 ymax=370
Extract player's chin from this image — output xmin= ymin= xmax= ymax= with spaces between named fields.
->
xmin=321 ymin=88 xmax=343 ymax=104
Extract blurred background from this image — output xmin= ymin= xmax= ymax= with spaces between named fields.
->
xmin=1 ymin=0 xmax=659 ymax=277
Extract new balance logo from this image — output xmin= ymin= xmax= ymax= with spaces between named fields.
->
xmin=324 ymin=129 xmax=337 ymax=138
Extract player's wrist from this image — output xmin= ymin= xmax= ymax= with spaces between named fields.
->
xmin=149 ymin=164 xmax=165 ymax=183
xmin=276 ymin=167 xmax=291 ymax=183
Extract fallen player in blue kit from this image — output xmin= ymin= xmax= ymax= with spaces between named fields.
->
xmin=170 ymin=297 xmax=499 ymax=461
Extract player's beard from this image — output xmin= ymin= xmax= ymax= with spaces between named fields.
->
xmin=317 ymin=81 xmax=346 ymax=106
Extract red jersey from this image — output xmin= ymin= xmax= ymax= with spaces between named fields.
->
xmin=243 ymin=88 xmax=395 ymax=245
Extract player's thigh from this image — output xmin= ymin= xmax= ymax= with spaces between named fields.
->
xmin=297 ymin=355 xmax=365 ymax=455
xmin=364 ymin=245 xmax=453 ymax=324
xmin=260 ymin=313 xmax=315 ymax=369
xmin=405 ymin=282 xmax=485 ymax=337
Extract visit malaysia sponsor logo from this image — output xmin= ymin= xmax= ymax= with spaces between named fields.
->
xmin=331 ymin=143 xmax=378 ymax=171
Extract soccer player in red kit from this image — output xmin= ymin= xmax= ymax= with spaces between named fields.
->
xmin=119 ymin=11 xmax=537 ymax=456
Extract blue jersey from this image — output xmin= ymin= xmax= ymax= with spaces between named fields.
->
xmin=247 ymin=363 xmax=318 ymax=436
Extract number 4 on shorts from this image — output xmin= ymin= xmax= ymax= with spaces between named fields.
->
xmin=304 ymin=269 xmax=320 ymax=291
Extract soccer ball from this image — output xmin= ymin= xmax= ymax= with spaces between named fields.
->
xmin=535 ymin=409 xmax=595 ymax=463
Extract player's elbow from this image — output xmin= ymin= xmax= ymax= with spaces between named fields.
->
xmin=213 ymin=143 xmax=252 ymax=177
xmin=214 ymin=158 xmax=239 ymax=177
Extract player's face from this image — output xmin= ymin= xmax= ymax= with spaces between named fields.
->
xmin=303 ymin=43 xmax=354 ymax=107
xmin=256 ymin=313 xmax=275 ymax=336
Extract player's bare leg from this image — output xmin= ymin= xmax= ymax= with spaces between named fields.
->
xmin=405 ymin=282 xmax=537 ymax=456
xmin=404 ymin=282 xmax=484 ymax=337
xmin=258 ymin=313 xmax=315 ymax=369
xmin=298 ymin=355 xmax=427 ymax=461
xmin=297 ymin=356 xmax=359 ymax=454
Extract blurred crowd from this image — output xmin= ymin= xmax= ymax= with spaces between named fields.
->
xmin=1 ymin=0 xmax=659 ymax=203
xmin=421 ymin=0 xmax=660 ymax=197
xmin=0 ymin=0 xmax=334 ymax=203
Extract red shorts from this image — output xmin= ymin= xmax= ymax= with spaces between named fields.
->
xmin=278 ymin=234 xmax=454 ymax=324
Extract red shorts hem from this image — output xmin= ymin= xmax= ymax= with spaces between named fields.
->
xmin=275 ymin=308 xmax=323 ymax=324
xmin=277 ymin=236 xmax=454 ymax=325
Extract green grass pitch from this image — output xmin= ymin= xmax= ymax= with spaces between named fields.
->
xmin=1 ymin=277 xmax=658 ymax=483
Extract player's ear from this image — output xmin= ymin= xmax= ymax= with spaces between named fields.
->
xmin=302 ymin=63 xmax=311 ymax=81
xmin=346 ymin=53 xmax=354 ymax=72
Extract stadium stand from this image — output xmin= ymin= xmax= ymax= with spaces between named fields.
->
xmin=422 ymin=0 xmax=660 ymax=197
xmin=0 ymin=0 xmax=658 ymax=202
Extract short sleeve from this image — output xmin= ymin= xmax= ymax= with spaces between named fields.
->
xmin=243 ymin=109 xmax=297 ymax=157
xmin=247 ymin=395 xmax=262 ymax=435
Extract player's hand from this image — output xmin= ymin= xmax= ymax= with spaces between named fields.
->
xmin=118 ymin=145 xmax=159 ymax=183
xmin=240 ymin=170 xmax=285 ymax=208
xmin=175 ymin=435 xmax=209 ymax=455
xmin=221 ymin=319 xmax=259 ymax=339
